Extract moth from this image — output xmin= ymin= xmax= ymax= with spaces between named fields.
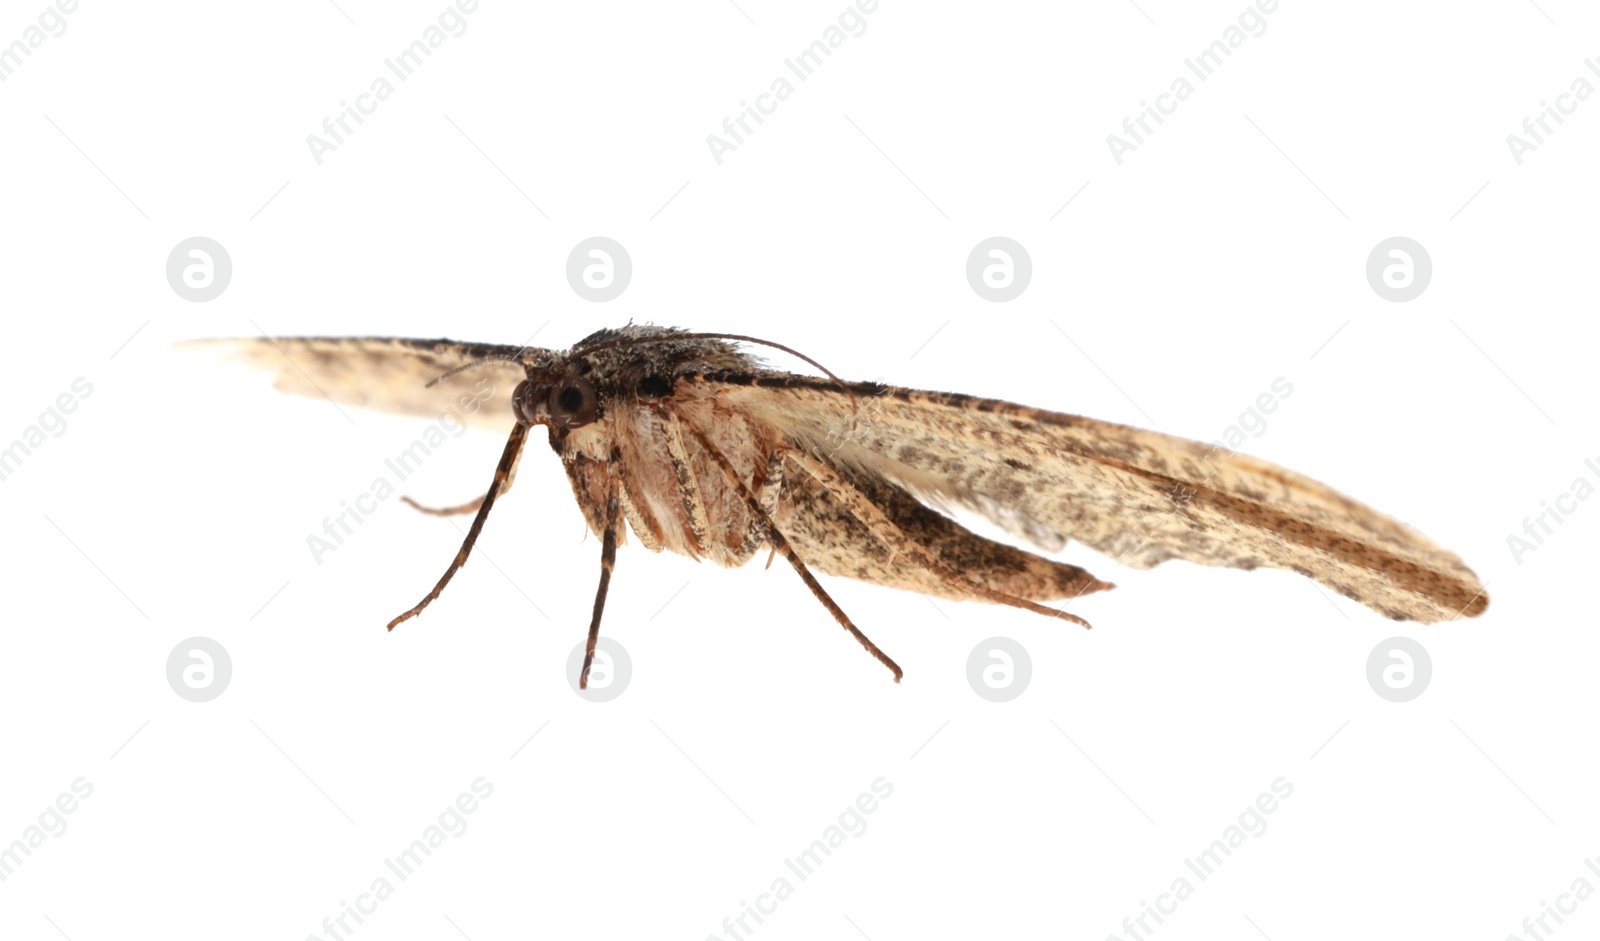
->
xmin=189 ymin=325 xmax=1489 ymax=687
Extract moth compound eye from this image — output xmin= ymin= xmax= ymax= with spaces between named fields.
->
xmin=512 ymin=379 xmax=536 ymax=426
xmin=548 ymin=375 xmax=599 ymax=429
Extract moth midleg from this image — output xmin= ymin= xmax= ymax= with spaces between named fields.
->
xmin=739 ymin=449 xmax=785 ymax=559
xmin=580 ymin=471 xmax=623 ymax=690
xmin=758 ymin=450 xmax=784 ymax=518
xmin=399 ymin=442 xmax=523 ymax=517
xmin=781 ymin=448 xmax=1095 ymax=628
xmin=675 ymin=414 xmax=903 ymax=683
xmin=616 ymin=477 xmax=662 ymax=552
xmin=387 ymin=423 xmax=529 ymax=630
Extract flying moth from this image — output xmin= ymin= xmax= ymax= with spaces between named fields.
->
xmin=187 ymin=325 xmax=1489 ymax=687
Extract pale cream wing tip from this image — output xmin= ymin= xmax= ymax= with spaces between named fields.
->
xmin=177 ymin=337 xmax=315 ymax=396
xmin=178 ymin=335 xmax=523 ymax=430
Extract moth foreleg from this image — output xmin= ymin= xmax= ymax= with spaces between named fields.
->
xmin=580 ymin=471 xmax=622 ymax=690
xmin=387 ymin=423 xmax=529 ymax=630
xmin=675 ymin=414 xmax=903 ymax=683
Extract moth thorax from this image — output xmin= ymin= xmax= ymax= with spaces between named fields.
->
xmin=635 ymin=374 xmax=672 ymax=402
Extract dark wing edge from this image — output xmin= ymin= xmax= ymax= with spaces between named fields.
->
xmin=177 ymin=336 xmax=532 ymax=430
xmin=710 ymin=372 xmax=1489 ymax=624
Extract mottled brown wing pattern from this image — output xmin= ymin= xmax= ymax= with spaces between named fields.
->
xmin=178 ymin=336 xmax=534 ymax=431
xmin=706 ymin=372 xmax=1488 ymax=623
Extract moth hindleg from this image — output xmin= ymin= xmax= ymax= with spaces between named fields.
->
xmin=388 ymin=423 xmax=529 ymax=630
xmin=676 ymin=414 xmax=903 ymax=683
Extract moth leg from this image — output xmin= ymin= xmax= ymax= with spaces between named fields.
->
xmin=580 ymin=471 xmax=622 ymax=690
xmin=675 ymin=414 xmax=903 ymax=683
xmin=783 ymin=448 xmax=1099 ymax=628
xmin=739 ymin=450 xmax=786 ymax=559
xmin=400 ymin=494 xmax=486 ymax=517
xmin=660 ymin=410 xmax=713 ymax=553
xmin=400 ymin=443 xmax=523 ymax=517
xmin=387 ymin=423 xmax=529 ymax=630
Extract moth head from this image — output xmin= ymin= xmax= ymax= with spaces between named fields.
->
xmin=513 ymin=373 xmax=600 ymax=429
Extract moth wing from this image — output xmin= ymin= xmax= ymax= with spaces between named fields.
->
xmin=717 ymin=376 xmax=1488 ymax=623
xmin=179 ymin=336 xmax=533 ymax=430
xmin=767 ymin=447 xmax=1112 ymax=606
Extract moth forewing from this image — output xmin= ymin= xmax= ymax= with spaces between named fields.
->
xmin=707 ymin=376 xmax=1489 ymax=623
xmin=178 ymin=335 xmax=529 ymax=431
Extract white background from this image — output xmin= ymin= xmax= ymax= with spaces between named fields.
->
xmin=1 ymin=1 xmax=1595 ymax=938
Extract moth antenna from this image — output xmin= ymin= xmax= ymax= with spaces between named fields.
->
xmin=580 ymin=331 xmax=860 ymax=409
xmin=425 ymin=354 xmax=528 ymax=388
